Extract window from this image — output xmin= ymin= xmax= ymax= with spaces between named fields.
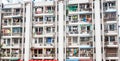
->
xmin=109 ymin=24 xmax=117 ymax=31
xmin=80 ymin=37 xmax=89 ymax=41
xmin=73 ymin=37 xmax=78 ymax=43
xmin=13 ymin=38 xmax=18 ymax=44
xmin=110 ymin=36 xmax=115 ymax=42
xmin=109 ymin=24 xmax=114 ymax=31
xmin=12 ymin=27 xmax=22 ymax=33
xmin=46 ymin=27 xmax=51 ymax=33
xmin=34 ymin=39 xmax=37 ymax=44
xmin=34 ymin=49 xmax=37 ymax=54
xmin=105 ymin=36 xmax=108 ymax=41
xmin=38 ymin=49 xmax=42 ymax=54
xmin=7 ymin=39 xmax=10 ymax=45
xmin=38 ymin=38 xmax=43 ymax=43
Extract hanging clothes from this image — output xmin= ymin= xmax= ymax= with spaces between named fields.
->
xmin=82 ymin=17 xmax=86 ymax=22
xmin=73 ymin=49 xmax=77 ymax=55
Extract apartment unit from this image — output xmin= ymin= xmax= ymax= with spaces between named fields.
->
xmin=0 ymin=0 xmax=119 ymax=61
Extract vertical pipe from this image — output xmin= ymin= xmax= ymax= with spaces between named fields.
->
xmin=91 ymin=0 xmax=95 ymax=60
xmin=24 ymin=2 xmax=31 ymax=61
xmin=58 ymin=1 xmax=64 ymax=61
xmin=95 ymin=0 xmax=102 ymax=61
xmin=101 ymin=0 xmax=105 ymax=61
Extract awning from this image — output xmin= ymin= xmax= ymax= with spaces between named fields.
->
xmin=66 ymin=59 xmax=79 ymax=61
xmin=80 ymin=59 xmax=93 ymax=61
xmin=29 ymin=60 xmax=58 ymax=61
xmin=9 ymin=57 xmax=19 ymax=60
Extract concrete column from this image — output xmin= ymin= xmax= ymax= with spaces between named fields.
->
xmin=24 ymin=3 xmax=32 ymax=61
xmin=58 ymin=1 xmax=64 ymax=61
xmin=55 ymin=0 xmax=58 ymax=60
xmin=117 ymin=0 xmax=120 ymax=60
xmin=95 ymin=0 xmax=102 ymax=61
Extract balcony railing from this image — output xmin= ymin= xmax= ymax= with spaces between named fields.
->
xmin=45 ymin=10 xmax=54 ymax=13
xmin=81 ymin=30 xmax=92 ymax=34
xmin=13 ymin=12 xmax=22 ymax=15
xmin=69 ymin=31 xmax=78 ymax=34
xmin=33 ymin=54 xmax=43 ymax=57
xmin=105 ymin=41 xmax=118 ymax=45
xmin=12 ymin=22 xmax=22 ymax=25
xmin=44 ymin=43 xmax=54 ymax=46
xmin=104 ymin=30 xmax=117 ymax=33
xmin=12 ymin=33 xmax=22 ymax=36
xmin=34 ymin=32 xmax=43 ymax=35
xmin=2 ymin=33 xmax=11 ymax=36
xmin=80 ymin=41 xmax=92 ymax=46
xmin=3 ymin=13 xmax=12 ymax=16
xmin=106 ymin=53 xmax=118 ymax=57
xmin=44 ymin=54 xmax=55 ymax=57
xmin=2 ymin=53 xmax=11 ymax=57
xmin=2 ymin=23 xmax=11 ymax=26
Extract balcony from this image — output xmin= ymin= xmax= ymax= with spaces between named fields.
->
xmin=80 ymin=49 xmax=93 ymax=57
xmin=2 ymin=19 xmax=11 ymax=27
xmin=103 ymin=1 xmax=116 ymax=12
xmin=44 ymin=49 xmax=55 ymax=58
xmin=45 ymin=6 xmax=54 ymax=14
xmin=1 ymin=50 xmax=20 ymax=59
xmin=12 ymin=18 xmax=23 ymax=26
xmin=44 ymin=16 xmax=55 ymax=24
xmin=2 ymin=29 xmax=11 ymax=37
xmin=66 ymin=48 xmax=79 ymax=57
xmin=34 ymin=7 xmax=43 ymax=15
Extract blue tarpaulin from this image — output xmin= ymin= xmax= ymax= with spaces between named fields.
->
xmin=47 ymin=37 xmax=52 ymax=44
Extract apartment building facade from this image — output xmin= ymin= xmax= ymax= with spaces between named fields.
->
xmin=0 ymin=0 xmax=119 ymax=61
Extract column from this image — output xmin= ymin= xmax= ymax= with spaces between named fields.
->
xmin=24 ymin=2 xmax=32 ymax=61
xmin=95 ymin=0 xmax=102 ymax=61
xmin=58 ymin=1 xmax=64 ymax=61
